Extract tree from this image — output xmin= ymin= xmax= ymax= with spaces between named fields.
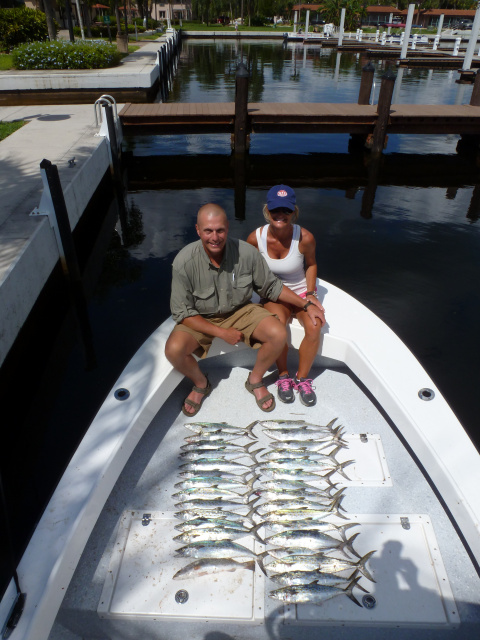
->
xmin=39 ymin=0 xmax=57 ymax=39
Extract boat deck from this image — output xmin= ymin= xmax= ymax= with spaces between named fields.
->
xmin=49 ymin=349 xmax=480 ymax=640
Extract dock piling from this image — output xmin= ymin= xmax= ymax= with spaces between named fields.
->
xmin=234 ymin=62 xmax=249 ymax=156
xmin=371 ymin=67 xmax=396 ymax=157
xmin=358 ymin=61 xmax=375 ymax=105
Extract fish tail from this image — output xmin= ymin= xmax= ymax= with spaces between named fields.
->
xmin=325 ymin=418 xmax=338 ymax=430
xmin=245 ymin=420 xmax=259 ymax=440
xmin=337 ymin=522 xmax=359 ymax=540
xmin=245 ymin=473 xmax=261 ymax=488
xmin=327 ymin=445 xmax=342 ymax=465
xmin=336 ymin=459 xmax=354 ymax=481
xmin=348 ymin=569 xmax=369 ymax=593
xmin=244 ymin=440 xmax=259 ymax=453
xmin=355 ymin=550 xmax=376 ymax=583
xmin=345 ymin=576 xmax=363 ymax=607
xmin=337 ymin=531 xmax=362 ymax=559
xmin=245 ymin=505 xmax=257 ymax=523
xmin=329 ymin=492 xmax=348 ymax=514
xmin=249 ymin=448 xmax=264 ymax=467
xmin=249 ymin=522 xmax=265 ymax=544
xmin=257 ymin=557 xmax=268 ymax=577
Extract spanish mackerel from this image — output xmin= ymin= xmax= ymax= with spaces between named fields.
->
xmin=184 ymin=421 xmax=257 ymax=438
xmin=265 ymin=530 xmax=360 ymax=558
xmin=175 ymin=539 xmax=257 ymax=559
xmin=269 ymin=577 xmax=362 ymax=606
xmin=173 ymin=558 xmax=255 ymax=580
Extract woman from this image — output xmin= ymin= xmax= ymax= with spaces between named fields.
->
xmin=246 ymin=185 xmax=325 ymax=407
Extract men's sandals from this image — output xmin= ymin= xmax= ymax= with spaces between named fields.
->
xmin=181 ymin=375 xmax=212 ymax=417
xmin=245 ymin=374 xmax=276 ymax=412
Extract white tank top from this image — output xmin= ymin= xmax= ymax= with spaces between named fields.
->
xmin=256 ymin=224 xmax=307 ymax=295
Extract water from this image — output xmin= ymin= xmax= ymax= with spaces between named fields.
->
xmin=2 ymin=39 xmax=480 ymax=598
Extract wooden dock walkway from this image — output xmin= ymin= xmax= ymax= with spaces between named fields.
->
xmin=119 ymin=102 xmax=480 ymax=136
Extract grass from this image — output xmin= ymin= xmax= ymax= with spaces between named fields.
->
xmin=0 ymin=120 xmax=26 ymax=141
xmin=0 ymin=54 xmax=14 ymax=70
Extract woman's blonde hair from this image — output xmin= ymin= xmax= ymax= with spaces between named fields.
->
xmin=263 ymin=204 xmax=299 ymax=224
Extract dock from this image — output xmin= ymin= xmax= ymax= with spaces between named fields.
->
xmin=119 ymin=102 xmax=480 ymax=137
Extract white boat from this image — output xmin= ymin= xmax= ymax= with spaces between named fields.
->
xmin=2 ymin=278 xmax=480 ymax=639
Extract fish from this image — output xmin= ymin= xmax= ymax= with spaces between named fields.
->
xmin=179 ymin=459 xmax=255 ymax=473
xmin=270 ymin=435 xmax=348 ymax=451
xmin=174 ymin=507 xmax=256 ymax=523
xmin=175 ymin=539 xmax=257 ymax=559
xmin=269 ymin=569 xmax=367 ymax=591
xmin=172 ymin=487 xmax=255 ymax=502
xmin=254 ymin=486 xmax=345 ymax=503
xmin=265 ymin=530 xmax=361 ymax=558
xmin=269 ymin=576 xmax=363 ymax=606
xmin=258 ymin=419 xmax=306 ymax=429
xmin=261 ymin=478 xmax=333 ymax=492
xmin=174 ymin=497 xmax=258 ymax=511
xmin=255 ymin=493 xmax=346 ymax=514
xmin=174 ymin=517 xmax=252 ymax=533
xmin=259 ymin=467 xmax=333 ymax=482
xmin=260 ymin=520 xmax=358 ymax=536
xmin=265 ymin=550 xmax=376 ymax=582
xmin=316 ymin=550 xmax=376 ymax=582
xmin=184 ymin=433 xmax=247 ymax=443
xmin=173 ymin=558 xmax=255 ymax=580
xmin=263 ymin=547 xmax=325 ymax=560
xmin=173 ymin=527 xmax=254 ymax=544
xmin=179 ymin=449 xmax=256 ymax=462
xmin=265 ymin=428 xmax=347 ymax=444
xmin=260 ymin=445 xmax=344 ymax=464
xmin=174 ymin=473 xmax=260 ymax=491
xmin=179 ymin=469 xmax=256 ymax=480
xmin=260 ymin=459 xmax=354 ymax=481
xmin=180 ymin=440 xmax=257 ymax=452
xmin=184 ymin=421 xmax=258 ymax=439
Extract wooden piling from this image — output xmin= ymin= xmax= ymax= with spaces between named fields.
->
xmin=371 ymin=68 xmax=396 ymax=157
xmin=358 ymin=61 xmax=375 ymax=105
xmin=234 ymin=62 xmax=249 ymax=156
xmin=470 ymin=71 xmax=480 ymax=106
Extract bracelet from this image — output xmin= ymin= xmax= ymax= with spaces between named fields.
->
xmin=303 ymin=300 xmax=314 ymax=312
xmin=306 ymin=290 xmax=317 ymax=297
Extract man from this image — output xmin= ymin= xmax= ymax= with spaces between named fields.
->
xmin=165 ymin=203 xmax=326 ymax=415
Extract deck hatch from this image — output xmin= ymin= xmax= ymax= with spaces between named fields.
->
xmin=97 ymin=510 xmax=265 ymax=623
xmin=98 ymin=513 xmax=456 ymax=628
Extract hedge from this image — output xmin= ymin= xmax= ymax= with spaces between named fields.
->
xmin=11 ymin=39 xmax=122 ymax=70
xmin=0 ymin=7 xmax=53 ymax=51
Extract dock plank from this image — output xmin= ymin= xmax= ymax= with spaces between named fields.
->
xmin=119 ymin=101 xmax=480 ymax=136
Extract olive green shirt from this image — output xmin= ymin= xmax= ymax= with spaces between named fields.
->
xmin=170 ymin=237 xmax=283 ymax=323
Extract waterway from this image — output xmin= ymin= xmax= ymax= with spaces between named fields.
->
xmin=2 ymin=39 xmax=480 ymax=598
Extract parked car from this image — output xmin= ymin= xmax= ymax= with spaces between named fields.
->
xmin=453 ymin=20 xmax=474 ymax=30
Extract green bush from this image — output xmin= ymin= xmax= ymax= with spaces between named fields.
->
xmin=73 ymin=25 xmax=119 ymax=38
xmin=11 ymin=39 xmax=122 ymax=70
xmin=0 ymin=7 xmax=52 ymax=51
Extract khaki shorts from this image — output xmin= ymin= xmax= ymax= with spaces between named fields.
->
xmin=173 ymin=303 xmax=275 ymax=358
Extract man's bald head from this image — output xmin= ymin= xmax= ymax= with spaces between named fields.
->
xmin=196 ymin=204 xmax=229 ymax=263
xmin=197 ymin=203 xmax=228 ymax=229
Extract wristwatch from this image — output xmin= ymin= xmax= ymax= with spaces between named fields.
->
xmin=303 ymin=300 xmax=314 ymax=312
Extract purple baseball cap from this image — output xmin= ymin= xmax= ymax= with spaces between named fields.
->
xmin=266 ymin=185 xmax=296 ymax=211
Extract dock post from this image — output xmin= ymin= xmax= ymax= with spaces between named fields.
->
xmin=371 ymin=67 xmax=396 ymax=157
xmin=470 ymin=71 xmax=480 ymax=105
xmin=234 ymin=62 xmax=249 ymax=156
xmin=104 ymin=104 xmax=129 ymax=237
xmin=38 ymin=159 xmax=97 ymax=369
xmin=358 ymin=61 xmax=375 ymax=105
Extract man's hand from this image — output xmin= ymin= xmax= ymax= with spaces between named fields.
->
xmin=221 ymin=327 xmax=244 ymax=345
xmin=305 ymin=302 xmax=326 ymax=328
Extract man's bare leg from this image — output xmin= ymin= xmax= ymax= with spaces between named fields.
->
xmin=165 ymin=330 xmax=209 ymax=415
xmin=249 ymin=316 xmax=287 ymax=410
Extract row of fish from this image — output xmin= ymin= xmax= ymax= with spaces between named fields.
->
xmin=171 ymin=419 xmax=376 ymax=608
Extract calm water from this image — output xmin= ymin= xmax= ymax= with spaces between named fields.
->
xmin=2 ymin=39 xmax=480 ymax=597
